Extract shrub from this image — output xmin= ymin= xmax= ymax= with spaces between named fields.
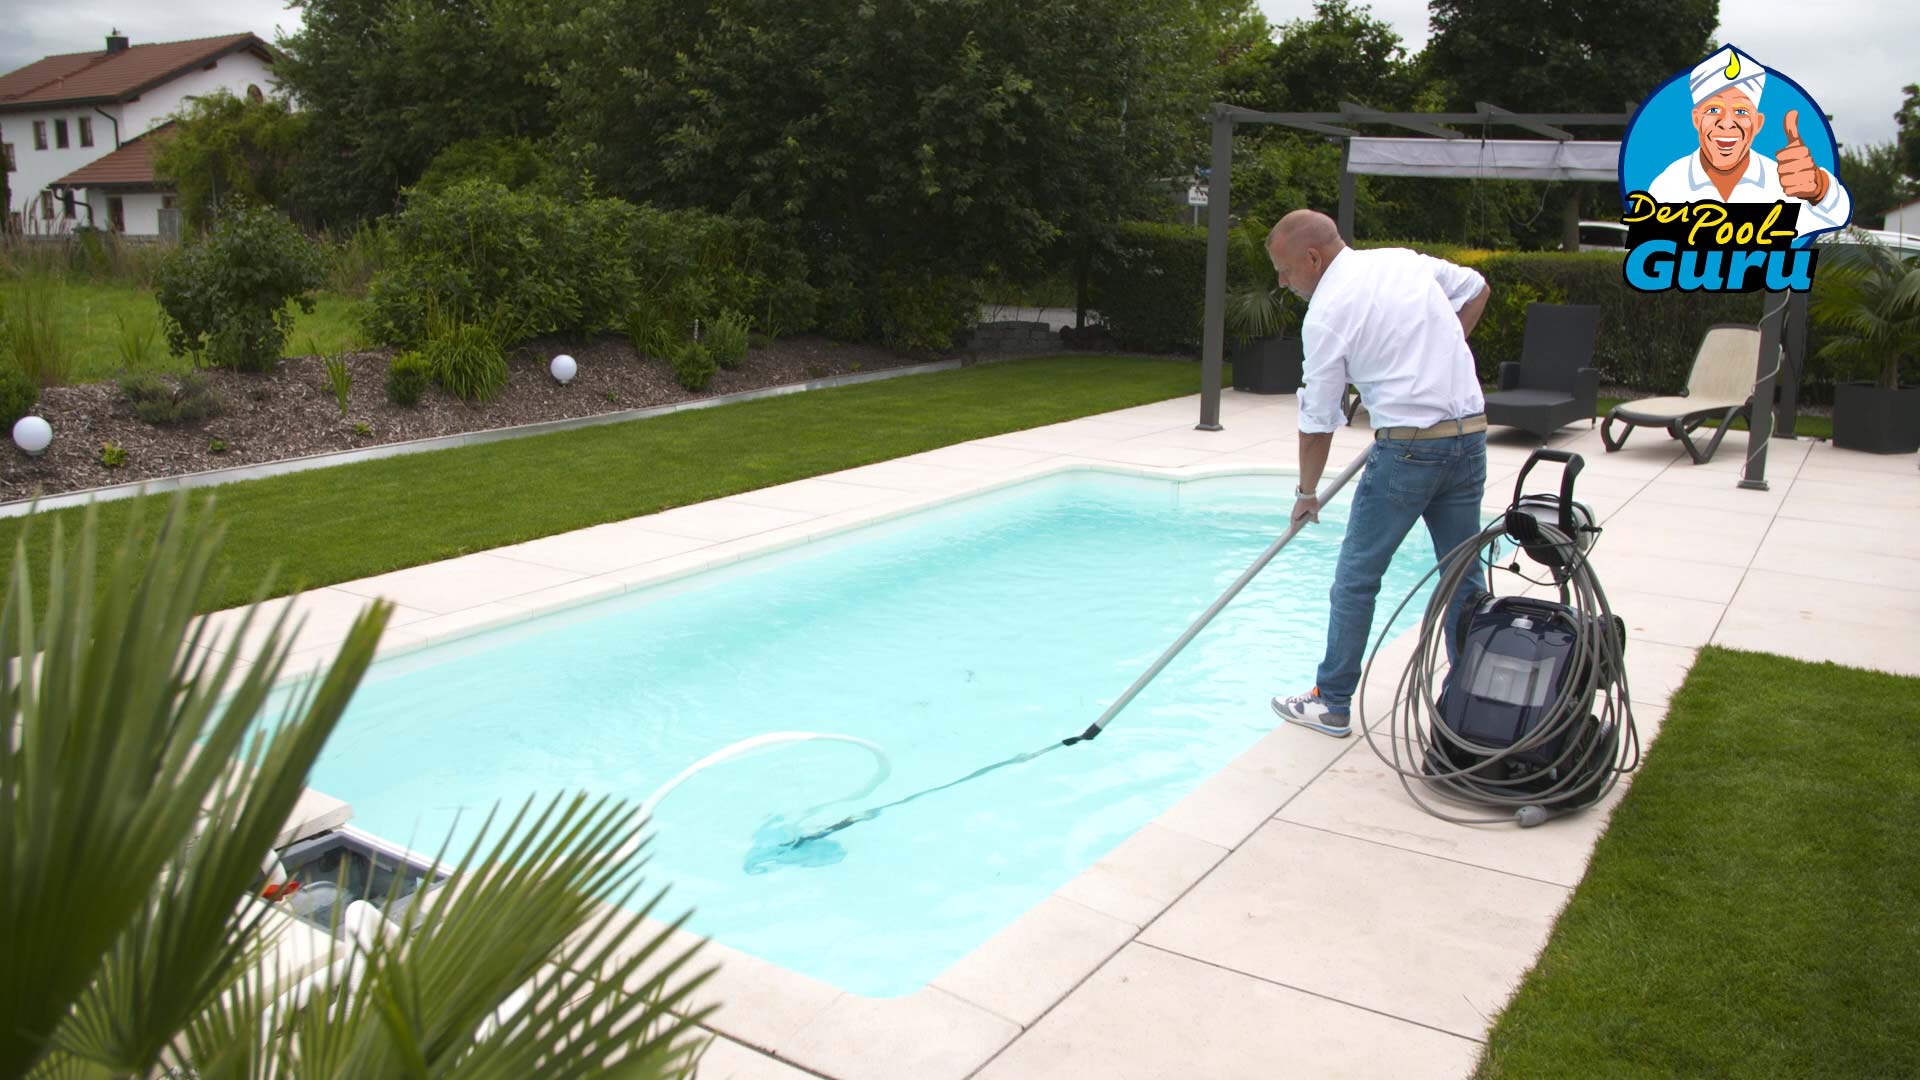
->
xmin=706 ymin=309 xmax=751 ymax=369
xmin=421 ymin=309 xmax=511 ymax=403
xmin=114 ymin=313 xmax=160 ymax=369
xmin=99 ymin=441 xmax=127 ymax=467
xmin=0 ymin=365 xmax=39 ymax=427
xmin=872 ymin=271 xmax=979 ymax=351
xmin=386 ymin=350 xmax=432 ymax=407
xmin=121 ymin=371 xmax=225 ymax=426
xmin=1090 ymin=222 xmax=1274 ymax=354
xmin=670 ymin=339 xmax=717 ymax=391
xmin=1 ymin=276 xmax=71 ymax=386
xmin=626 ymin=301 xmax=684 ymax=359
xmin=322 ymin=351 xmax=353 ymax=417
xmin=156 ymin=205 xmax=326 ymax=372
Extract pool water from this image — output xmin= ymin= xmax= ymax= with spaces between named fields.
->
xmin=298 ymin=471 xmax=1443 ymax=997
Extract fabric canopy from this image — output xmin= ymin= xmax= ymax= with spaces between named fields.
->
xmin=1346 ymin=137 xmax=1620 ymax=182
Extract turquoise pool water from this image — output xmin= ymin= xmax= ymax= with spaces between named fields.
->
xmin=299 ymin=470 xmax=1442 ymax=997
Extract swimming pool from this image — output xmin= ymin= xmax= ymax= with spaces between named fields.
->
xmin=298 ymin=469 xmax=1441 ymax=997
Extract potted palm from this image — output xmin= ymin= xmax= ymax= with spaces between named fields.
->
xmin=1810 ymin=230 xmax=1920 ymax=454
xmin=1226 ymin=229 xmax=1304 ymax=395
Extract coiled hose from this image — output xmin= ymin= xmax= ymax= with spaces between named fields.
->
xmin=1357 ymin=518 xmax=1641 ymax=827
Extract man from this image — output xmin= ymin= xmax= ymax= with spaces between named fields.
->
xmin=1267 ymin=210 xmax=1490 ymax=737
xmin=1645 ymin=45 xmax=1850 ymax=240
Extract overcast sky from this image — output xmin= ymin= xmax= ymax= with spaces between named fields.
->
xmin=2 ymin=0 xmax=1910 ymax=149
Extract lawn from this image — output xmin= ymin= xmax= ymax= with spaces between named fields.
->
xmin=1476 ymin=647 xmax=1920 ymax=1079
xmin=0 ymin=274 xmax=366 ymax=383
xmin=0 ymin=355 xmax=1208 ymax=612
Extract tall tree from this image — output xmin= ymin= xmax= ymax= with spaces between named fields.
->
xmin=273 ymin=0 xmax=569 ymax=225
xmin=548 ymin=0 xmax=1215 ymax=316
xmin=152 ymin=89 xmax=310 ymax=232
xmin=1245 ymin=0 xmax=1414 ymax=113
xmin=1839 ymin=141 xmax=1914 ymax=229
xmin=1896 ymin=83 xmax=1920 ymax=187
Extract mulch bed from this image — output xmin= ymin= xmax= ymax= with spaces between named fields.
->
xmin=4 ymin=335 xmax=954 ymax=503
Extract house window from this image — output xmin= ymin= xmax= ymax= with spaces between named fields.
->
xmin=78 ymin=116 xmax=93 ymax=148
xmin=39 ymin=191 xmax=53 ymax=219
xmin=61 ymin=192 xmax=75 ymax=220
xmin=54 ymin=118 xmax=68 ymax=149
xmin=33 ymin=121 xmax=47 ymax=150
xmin=247 ymin=84 xmax=263 ymax=103
xmin=108 ymin=196 xmax=125 ymax=234
xmin=2 ymin=143 xmax=13 ymax=170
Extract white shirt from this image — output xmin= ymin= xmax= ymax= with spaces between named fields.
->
xmin=1645 ymin=150 xmax=1851 ymax=238
xmin=1297 ymin=247 xmax=1486 ymax=435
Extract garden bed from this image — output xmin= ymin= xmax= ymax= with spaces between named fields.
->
xmin=3 ymin=335 xmax=946 ymax=503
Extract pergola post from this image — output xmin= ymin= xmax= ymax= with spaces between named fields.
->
xmin=1197 ymin=105 xmax=1234 ymax=432
xmin=1741 ymin=289 xmax=1790 ymax=490
xmin=1775 ymin=291 xmax=1809 ymax=439
xmin=1337 ymin=139 xmax=1356 ymax=244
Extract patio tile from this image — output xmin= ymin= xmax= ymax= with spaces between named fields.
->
xmin=256 ymin=907 xmax=340 ymax=991
xmin=1748 ymin=539 xmax=1920 ymax=591
xmin=332 ymin=553 xmax=585 ymax=614
xmin=1140 ymin=820 xmax=1569 ymax=1038
xmin=1154 ymin=759 xmax=1303 ymax=849
xmin=1632 ymin=477 xmax=1787 ymax=515
xmin=1761 ymin=515 xmax=1920 ymax=561
xmin=824 ymin=459 xmax=988 ymax=492
xmin=1213 ymin=723 xmax=1361 ymax=798
xmin=1066 ymin=443 xmax=1228 ymax=468
xmin=1796 ymin=462 xmax=1917 ymax=489
xmin=728 ymin=478 xmax=911 ymax=515
xmin=1606 ymin=587 xmax=1726 ymax=648
xmin=278 ymin=787 xmax=351 ymax=847
xmin=1802 ymin=444 xmax=1920 ymax=474
xmin=975 ymin=944 xmax=1481 ymax=1080
xmin=901 ymin=444 xmax=1061 ymax=472
xmin=1784 ymin=476 xmax=1920 ymax=509
xmin=635 ymin=501 xmax=820 ymax=543
xmin=1055 ymin=823 xmax=1231 ymax=928
xmin=930 ymin=895 xmax=1136 ymax=1027
xmin=1580 ymin=550 xmax=1748 ymax=604
xmin=1135 ymin=423 xmax=1285 ymax=452
xmin=198 ymin=587 xmax=435 ymax=659
xmin=1777 ymin=495 xmax=1920 ymax=529
xmin=278 ymin=622 xmax=433 ymax=687
xmin=1619 ymin=640 xmax=1699 ymax=706
xmin=778 ymin=987 xmax=1019 ymax=1080
xmin=1278 ymin=735 xmax=1631 ymax=888
xmin=1713 ymin=578 xmax=1920 ymax=677
xmin=693 ymin=1033 xmax=817 ymax=1080
xmin=494 ymin=521 xmax=712 ymax=574
xmin=1591 ymin=504 xmax=1770 ymax=565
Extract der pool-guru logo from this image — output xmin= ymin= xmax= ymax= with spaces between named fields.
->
xmin=1619 ymin=45 xmax=1852 ymax=293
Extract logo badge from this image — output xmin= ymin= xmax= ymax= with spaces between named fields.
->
xmin=1618 ymin=45 xmax=1852 ymax=293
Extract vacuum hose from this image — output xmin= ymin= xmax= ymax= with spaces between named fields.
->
xmin=1358 ymin=517 xmax=1641 ymax=827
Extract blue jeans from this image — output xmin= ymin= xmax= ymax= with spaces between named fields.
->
xmin=1314 ymin=431 xmax=1488 ymax=710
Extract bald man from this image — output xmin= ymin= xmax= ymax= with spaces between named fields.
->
xmin=1267 ymin=211 xmax=1491 ymax=737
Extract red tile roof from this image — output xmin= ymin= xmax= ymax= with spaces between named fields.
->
xmin=0 ymin=34 xmax=272 ymax=112
xmin=52 ymin=123 xmax=175 ymax=189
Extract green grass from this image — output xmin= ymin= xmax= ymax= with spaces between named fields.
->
xmin=1595 ymin=396 xmax=1832 ymax=439
xmin=1477 ymin=647 xmax=1920 ymax=1079
xmin=0 ymin=274 xmax=365 ymax=382
xmin=0 ymin=355 xmax=1205 ymax=613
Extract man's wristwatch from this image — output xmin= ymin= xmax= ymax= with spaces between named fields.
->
xmin=1294 ymin=484 xmax=1315 ymax=499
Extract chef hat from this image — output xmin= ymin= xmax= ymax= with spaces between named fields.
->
xmin=1689 ymin=46 xmax=1766 ymax=107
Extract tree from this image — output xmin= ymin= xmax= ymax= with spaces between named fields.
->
xmin=548 ymin=0 xmax=1216 ymax=336
xmin=272 ymin=0 xmax=569 ymax=225
xmin=152 ymin=88 xmax=310 ymax=232
xmin=2 ymin=494 xmax=714 ymax=1078
xmin=1425 ymin=0 xmax=1717 ymax=248
xmin=1840 ymin=140 xmax=1914 ymax=229
xmin=1897 ymin=84 xmax=1920 ymax=187
xmin=1238 ymin=0 xmax=1414 ymax=113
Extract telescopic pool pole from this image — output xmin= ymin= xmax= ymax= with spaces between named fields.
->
xmin=784 ymin=445 xmax=1375 ymax=849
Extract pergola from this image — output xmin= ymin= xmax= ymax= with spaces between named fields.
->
xmin=1193 ymin=102 xmax=1802 ymax=489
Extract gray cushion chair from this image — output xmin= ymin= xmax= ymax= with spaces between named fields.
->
xmin=1483 ymin=303 xmax=1603 ymax=442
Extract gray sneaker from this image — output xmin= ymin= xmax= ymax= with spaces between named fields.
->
xmin=1271 ymin=689 xmax=1352 ymax=737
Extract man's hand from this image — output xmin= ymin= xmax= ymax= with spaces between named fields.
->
xmin=1292 ymin=495 xmax=1320 ymax=526
xmin=1776 ymin=110 xmax=1828 ymax=202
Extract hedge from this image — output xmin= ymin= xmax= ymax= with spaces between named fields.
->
xmin=1091 ymin=224 xmax=1851 ymax=397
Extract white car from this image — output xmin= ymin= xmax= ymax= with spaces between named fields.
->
xmin=1814 ymin=225 xmax=1920 ymax=263
xmin=1576 ymin=220 xmax=1630 ymax=253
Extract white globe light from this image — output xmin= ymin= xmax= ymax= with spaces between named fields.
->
xmin=550 ymin=354 xmax=577 ymax=384
xmin=12 ymin=415 xmax=52 ymax=456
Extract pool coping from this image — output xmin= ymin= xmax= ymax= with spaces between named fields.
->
xmin=230 ymin=454 xmax=1416 ymax=1079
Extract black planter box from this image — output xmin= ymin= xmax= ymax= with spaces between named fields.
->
xmin=1832 ymin=382 xmax=1920 ymax=455
xmin=1230 ymin=335 xmax=1304 ymax=395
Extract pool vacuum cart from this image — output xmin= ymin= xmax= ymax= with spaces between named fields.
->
xmin=1363 ymin=448 xmax=1641 ymax=827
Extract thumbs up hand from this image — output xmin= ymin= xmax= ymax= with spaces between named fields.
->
xmin=1776 ymin=109 xmax=1827 ymax=201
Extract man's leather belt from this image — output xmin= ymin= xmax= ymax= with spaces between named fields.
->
xmin=1373 ymin=413 xmax=1488 ymax=440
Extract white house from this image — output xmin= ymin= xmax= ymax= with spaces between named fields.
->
xmin=0 ymin=31 xmax=275 ymax=238
xmin=1885 ymin=197 xmax=1920 ymax=237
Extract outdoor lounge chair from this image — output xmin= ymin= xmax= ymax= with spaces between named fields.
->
xmin=1600 ymin=324 xmax=1768 ymax=464
xmin=1482 ymin=303 xmax=1602 ymax=441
